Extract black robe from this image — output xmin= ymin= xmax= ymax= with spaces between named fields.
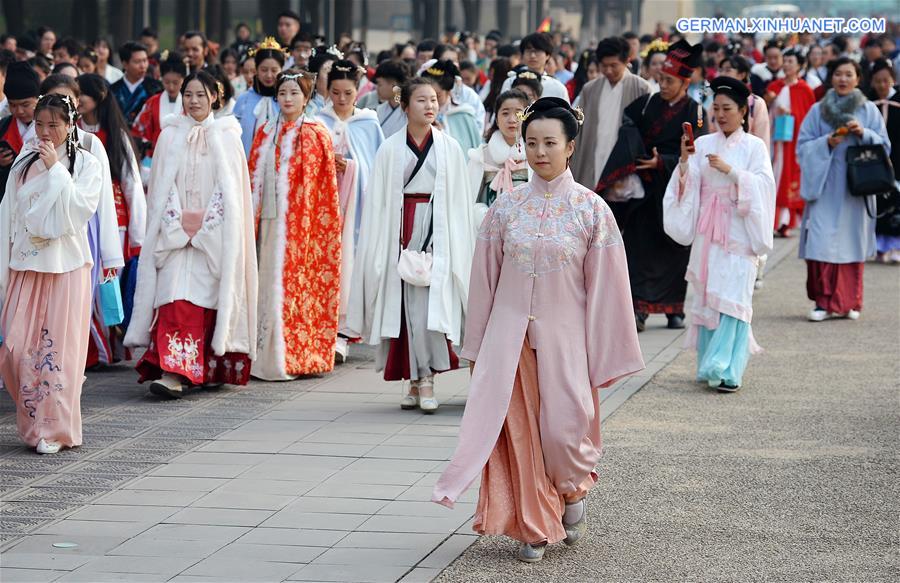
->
xmin=597 ymin=93 xmax=707 ymax=314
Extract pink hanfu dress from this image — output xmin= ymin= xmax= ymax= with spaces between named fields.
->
xmin=433 ymin=168 xmax=645 ymax=544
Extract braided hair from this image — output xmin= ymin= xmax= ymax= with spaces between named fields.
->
xmin=15 ymin=93 xmax=82 ymax=179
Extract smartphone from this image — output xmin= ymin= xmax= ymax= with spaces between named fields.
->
xmin=682 ymin=122 xmax=695 ymax=153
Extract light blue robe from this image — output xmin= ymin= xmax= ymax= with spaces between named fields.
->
xmin=317 ymin=106 xmax=385 ymax=243
xmin=439 ymin=104 xmax=481 ymax=153
xmin=796 ymin=100 xmax=890 ymax=263
xmin=233 ymin=88 xmax=280 ymax=157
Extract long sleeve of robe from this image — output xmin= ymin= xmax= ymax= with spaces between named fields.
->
xmin=796 ymin=100 xmax=890 ymax=263
xmin=434 ymin=168 xmax=644 ymax=508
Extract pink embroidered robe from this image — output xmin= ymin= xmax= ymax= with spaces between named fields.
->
xmin=432 ymin=168 xmax=645 ymax=507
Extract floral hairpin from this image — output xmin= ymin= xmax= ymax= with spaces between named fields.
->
xmin=334 ymin=65 xmax=353 ymax=72
xmin=572 ymin=105 xmax=584 ymax=125
xmin=517 ymin=71 xmax=539 ymax=80
xmin=392 ymin=85 xmax=401 ymax=104
xmin=160 ymin=49 xmax=169 ymax=61
xmin=326 ymin=45 xmax=344 ymax=59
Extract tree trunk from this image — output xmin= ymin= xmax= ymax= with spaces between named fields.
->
xmin=175 ymin=0 xmax=192 ymax=37
xmin=261 ymin=0 xmax=291 ymax=41
xmin=334 ymin=0 xmax=353 ymax=36
xmin=461 ymin=0 xmax=480 ymax=32
xmin=496 ymin=0 xmax=509 ymax=38
xmin=205 ymin=0 xmax=226 ymax=44
xmin=109 ymin=0 xmax=135 ymax=49
xmin=1 ymin=0 xmax=24 ymax=35
xmin=411 ymin=0 xmax=424 ymax=39
xmin=423 ymin=1 xmax=439 ymax=40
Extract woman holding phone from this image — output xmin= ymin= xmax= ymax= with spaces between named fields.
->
xmin=663 ymin=76 xmax=775 ymax=391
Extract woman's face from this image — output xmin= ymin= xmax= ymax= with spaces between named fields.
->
xmin=94 ymin=41 xmax=110 ymax=62
xmin=434 ymin=85 xmax=450 ymax=107
xmin=586 ymin=62 xmax=600 ymax=82
xmin=241 ymin=59 xmax=256 ymax=83
xmin=712 ymin=93 xmax=745 ymax=134
xmin=871 ymin=69 xmax=894 ymax=100
xmin=783 ymin=55 xmax=801 ymax=78
xmin=222 ymin=55 xmax=237 ymax=77
xmin=256 ymin=58 xmax=282 ymax=88
xmin=516 ymin=84 xmax=538 ymax=104
xmin=77 ymin=94 xmax=98 ymax=117
xmin=40 ymin=31 xmax=56 ymax=54
xmin=162 ymin=72 xmax=184 ymax=99
xmin=182 ymin=79 xmax=213 ymax=121
xmin=34 ymin=108 xmax=69 ymax=147
xmin=78 ymin=57 xmax=96 ymax=74
xmin=525 ymin=118 xmax=574 ymax=181
xmin=496 ymin=97 xmax=526 ymax=143
xmin=718 ymin=62 xmax=747 ymax=83
xmin=832 ymin=63 xmax=859 ymax=96
xmin=649 ymin=53 xmax=666 ymax=80
xmin=329 ymin=78 xmax=358 ymax=113
xmin=277 ymin=79 xmax=308 ymax=119
xmin=808 ymin=46 xmax=823 ymax=67
xmin=403 ymin=84 xmax=438 ymax=127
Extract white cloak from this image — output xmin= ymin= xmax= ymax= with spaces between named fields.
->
xmin=125 ymin=113 xmax=258 ymax=358
xmin=346 ymin=128 xmax=475 ymax=346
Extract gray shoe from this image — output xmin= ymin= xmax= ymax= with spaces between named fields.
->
xmin=517 ymin=543 xmax=546 ymax=563
xmin=563 ymin=502 xmax=587 ymax=546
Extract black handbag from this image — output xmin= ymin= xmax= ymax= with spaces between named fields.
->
xmin=846 ymin=144 xmax=897 ymax=218
xmin=846 ymin=144 xmax=895 ymax=197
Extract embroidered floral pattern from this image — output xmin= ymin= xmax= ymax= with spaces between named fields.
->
xmin=203 ymin=191 xmax=225 ymax=230
xmin=162 ymin=331 xmax=203 ymax=379
xmin=479 ymin=181 xmax=622 ymax=274
xmin=19 ymin=329 xmax=64 ymax=419
xmin=162 ymin=187 xmax=181 ymax=225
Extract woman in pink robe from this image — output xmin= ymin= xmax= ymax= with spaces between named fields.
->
xmin=432 ymin=97 xmax=645 ymax=562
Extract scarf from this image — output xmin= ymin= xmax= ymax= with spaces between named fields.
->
xmin=821 ymin=88 xmax=867 ymax=129
xmin=483 ymin=131 xmax=527 ymax=194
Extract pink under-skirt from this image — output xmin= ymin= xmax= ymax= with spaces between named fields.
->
xmin=0 ymin=266 xmax=92 ymax=448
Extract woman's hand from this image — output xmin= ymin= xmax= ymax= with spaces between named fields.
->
xmin=679 ymin=134 xmax=694 ymax=163
xmin=334 ymin=154 xmax=347 ymax=173
xmin=635 ymin=147 xmax=659 ymax=171
xmin=38 ymin=140 xmax=58 ymax=169
xmin=846 ymin=119 xmax=864 ymax=137
xmin=827 ymin=133 xmax=846 ymax=149
xmin=706 ymin=154 xmax=732 ymax=175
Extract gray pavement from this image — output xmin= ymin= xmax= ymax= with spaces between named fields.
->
xmin=0 ymin=233 xmax=702 ymax=583
xmin=435 ymin=248 xmax=900 ymax=582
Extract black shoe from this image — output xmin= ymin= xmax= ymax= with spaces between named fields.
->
xmin=716 ymin=382 xmax=741 ymax=393
xmin=635 ymin=313 xmax=646 ymax=333
xmin=666 ymin=315 xmax=685 ymax=329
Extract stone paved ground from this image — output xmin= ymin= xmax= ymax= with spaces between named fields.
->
xmin=436 ymin=246 xmax=900 ymax=582
xmin=2 ymin=242 xmax=796 ymax=582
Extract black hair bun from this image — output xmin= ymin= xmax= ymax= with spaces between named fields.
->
xmin=521 ymin=97 xmax=583 ymax=141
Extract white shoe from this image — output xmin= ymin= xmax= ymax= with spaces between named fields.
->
xmin=754 ymin=278 xmax=764 ymax=290
xmin=846 ymin=310 xmax=860 ymax=320
xmin=418 ymin=377 xmax=438 ymax=414
xmin=807 ymin=308 xmax=828 ymax=322
xmin=149 ymin=374 xmax=184 ymax=399
xmin=400 ymin=394 xmax=419 ymax=410
xmin=335 ymin=337 xmax=349 ymax=363
xmin=562 ymin=499 xmax=587 ymax=546
xmin=36 ymin=439 xmax=61 ymax=455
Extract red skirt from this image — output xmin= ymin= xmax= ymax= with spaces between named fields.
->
xmin=136 ymin=300 xmax=251 ymax=386
xmin=806 ymin=260 xmax=864 ymax=314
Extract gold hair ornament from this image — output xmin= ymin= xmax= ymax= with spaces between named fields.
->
xmin=640 ymin=38 xmax=670 ymax=59
xmin=425 ymin=67 xmax=445 ymax=77
xmin=248 ymin=36 xmax=289 ymax=58
xmin=392 ymin=85 xmax=402 ymax=104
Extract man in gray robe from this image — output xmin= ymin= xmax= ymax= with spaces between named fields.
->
xmin=571 ymin=37 xmax=650 ymax=191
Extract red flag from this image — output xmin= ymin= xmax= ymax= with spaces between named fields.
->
xmin=537 ymin=17 xmax=551 ymax=32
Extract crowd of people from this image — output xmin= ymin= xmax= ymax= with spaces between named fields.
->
xmin=0 ymin=10 xmax=897 ymax=562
